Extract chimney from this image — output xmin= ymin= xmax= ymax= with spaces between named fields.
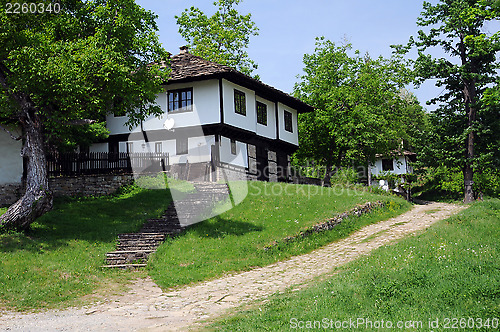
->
xmin=179 ymin=45 xmax=189 ymax=54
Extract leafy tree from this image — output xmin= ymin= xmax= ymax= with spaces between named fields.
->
xmin=396 ymin=0 xmax=500 ymax=203
xmin=293 ymin=38 xmax=424 ymax=184
xmin=0 ymin=0 xmax=169 ymax=230
xmin=176 ymin=0 xmax=259 ymax=76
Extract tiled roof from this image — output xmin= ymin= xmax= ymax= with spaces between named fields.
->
xmin=375 ymin=150 xmax=416 ymax=158
xmin=163 ymin=50 xmax=314 ymax=113
xmin=169 ymin=52 xmax=235 ymax=81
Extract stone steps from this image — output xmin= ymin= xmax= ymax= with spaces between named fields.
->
xmin=101 ymin=181 xmax=230 ymax=268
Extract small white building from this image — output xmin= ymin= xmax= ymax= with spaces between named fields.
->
xmin=369 ymin=150 xmax=416 ymax=191
xmin=370 ymin=151 xmax=415 ymax=177
xmin=92 ymin=47 xmax=313 ymax=182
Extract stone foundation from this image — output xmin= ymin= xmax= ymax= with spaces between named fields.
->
xmin=49 ymin=174 xmax=134 ymax=197
xmin=0 ymin=174 xmax=135 ymax=207
xmin=216 ymin=164 xmax=249 ymax=181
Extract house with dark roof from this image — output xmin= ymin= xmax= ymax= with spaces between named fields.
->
xmin=91 ymin=46 xmax=313 ymax=182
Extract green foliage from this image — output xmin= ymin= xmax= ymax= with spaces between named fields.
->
xmin=330 ymin=168 xmax=359 ymax=185
xmin=0 ymin=0 xmax=170 ymax=149
xmin=397 ymin=0 xmax=500 ymax=200
xmin=415 ymin=166 xmax=500 ymax=200
xmin=211 ymin=199 xmax=500 ymax=331
xmin=293 ymin=38 xmax=425 ymax=175
xmin=176 ymin=0 xmax=259 ymax=76
xmin=475 ymin=168 xmax=500 ymax=197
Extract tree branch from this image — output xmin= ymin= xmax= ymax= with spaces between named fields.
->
xmin=0 ymin=123 xmax=23 ymax=141
xmin=65 ymin=119 xmax=96 ymax=126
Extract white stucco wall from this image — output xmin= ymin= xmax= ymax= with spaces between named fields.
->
xmin=0 ymin=126 xmax=23 ymax=184
xmin=219 ymin=136 xmax=248 ymax=168
xmin=370 ymin=156 xmax=411 ymax=177
xmin=222 ymin=79 xmax=257 ymax=133
xmin=277 ymin=103 xmax=298 ymax=146
xmin=106 ymin=80 xmax=220 ymax=135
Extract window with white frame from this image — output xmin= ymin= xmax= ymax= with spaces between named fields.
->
xmin=168 ymin=88 xmax=193 ymax=112
xmin=234 ymin=89 xmax=246 ymax=116
xmin=256 ymin=101 xmax=267 ymax=126
xmin=176 ymin=137 xmax=188 ymax=155
xmin=155 ymin=142 xmax=162 ymax=153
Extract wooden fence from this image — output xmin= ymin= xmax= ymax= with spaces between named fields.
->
xmin=47 ymin=152 xmax=170 ymax=177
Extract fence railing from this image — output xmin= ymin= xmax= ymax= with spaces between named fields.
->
xmin=47 ymin=152 xmax=170 ymax=177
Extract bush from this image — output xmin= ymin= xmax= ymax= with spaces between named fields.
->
xmin=330 ymin=167 xmax=358 ymax=185
xmin=413 ymin=166 xmax=500 ymax=200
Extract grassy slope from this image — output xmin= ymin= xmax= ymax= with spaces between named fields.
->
xmin=148 ymin=181 xmax=410 ymax=289
xmin=0 ymin=185 xmax=172 ymax=311
xmin=212 ymin=199 xmax=500 ymax=331
xmin=0 ymin=181 xmax=410 ymax=311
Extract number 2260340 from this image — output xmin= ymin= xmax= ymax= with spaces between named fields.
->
xmin=5 ymin=2 xmax=61 ymax=14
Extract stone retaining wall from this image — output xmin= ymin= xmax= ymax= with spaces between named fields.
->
xmin=0 ymin=174 xmax=134 ymax=207
xmin=263 ymin=201 xmax=385 ymax=250
xmin=49 ymin=174 xmax=134 ymax=198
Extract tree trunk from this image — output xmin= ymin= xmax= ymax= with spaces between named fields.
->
xmin=367 ymin=162 xmax=372 ymax=187
xmin=459 ymin=33 xmax=477 ymax=204
xmin=0 ymin=108 xmax=53 ymax=231
xmin=463 ymin=85 xmax=477 ymax=204
xmin=323 ymin=162 xmax=333 ymax=187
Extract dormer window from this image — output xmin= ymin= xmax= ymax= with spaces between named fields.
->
xmin=234 ymin=89 xmax=246 ymax=116
xmin=168 ymin=88 xmax=193 ymax=112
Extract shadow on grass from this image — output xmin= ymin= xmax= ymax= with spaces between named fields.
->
xmin=0 ymin=187 xmax=173 ymax=253
xmin=188 ymin=215 xmax=264 ymax=239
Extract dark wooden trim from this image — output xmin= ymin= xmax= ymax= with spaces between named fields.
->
xmin=275 ymin=101 xmax=280 ymax=141
xmin=106 ymin=123 xmax=299 ymax=154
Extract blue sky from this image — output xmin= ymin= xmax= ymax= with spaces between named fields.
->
xmin=134 ymin=0 xmax=448 ymax=110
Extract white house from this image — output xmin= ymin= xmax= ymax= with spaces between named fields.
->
xmin=92 ymin=47 xmax=314 ymax=182
xmin=369 ymin=150 xmax=416 ymax=191
xmin=0 ymin=125 xmax=23 ymax=185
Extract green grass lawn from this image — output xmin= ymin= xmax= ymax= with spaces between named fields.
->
xmin=210 ymin=199 xmax=500 ymax=331
xmin=147 ymin=181 xmax=410 ymax=289
xmin=0 ymin=180 xmax=410 ymax=311
xmin=0 ymin=185 xmax=173 ymax=311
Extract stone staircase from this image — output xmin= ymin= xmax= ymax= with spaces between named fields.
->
xmin=102 ymin=182 xmax=230 ymax=268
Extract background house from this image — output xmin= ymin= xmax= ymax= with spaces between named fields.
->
xmin=370 ymin=151 xmax=416 ymax=177
xmin=0 ymin=125 xmax=24 ymax=206
xmin=93 ymin=46 xmax=313 ymax=182
xmin=369 ymin=150 xmax=416 ymax=192
xmin=0 ymin=125 xmax=23 ymax=186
